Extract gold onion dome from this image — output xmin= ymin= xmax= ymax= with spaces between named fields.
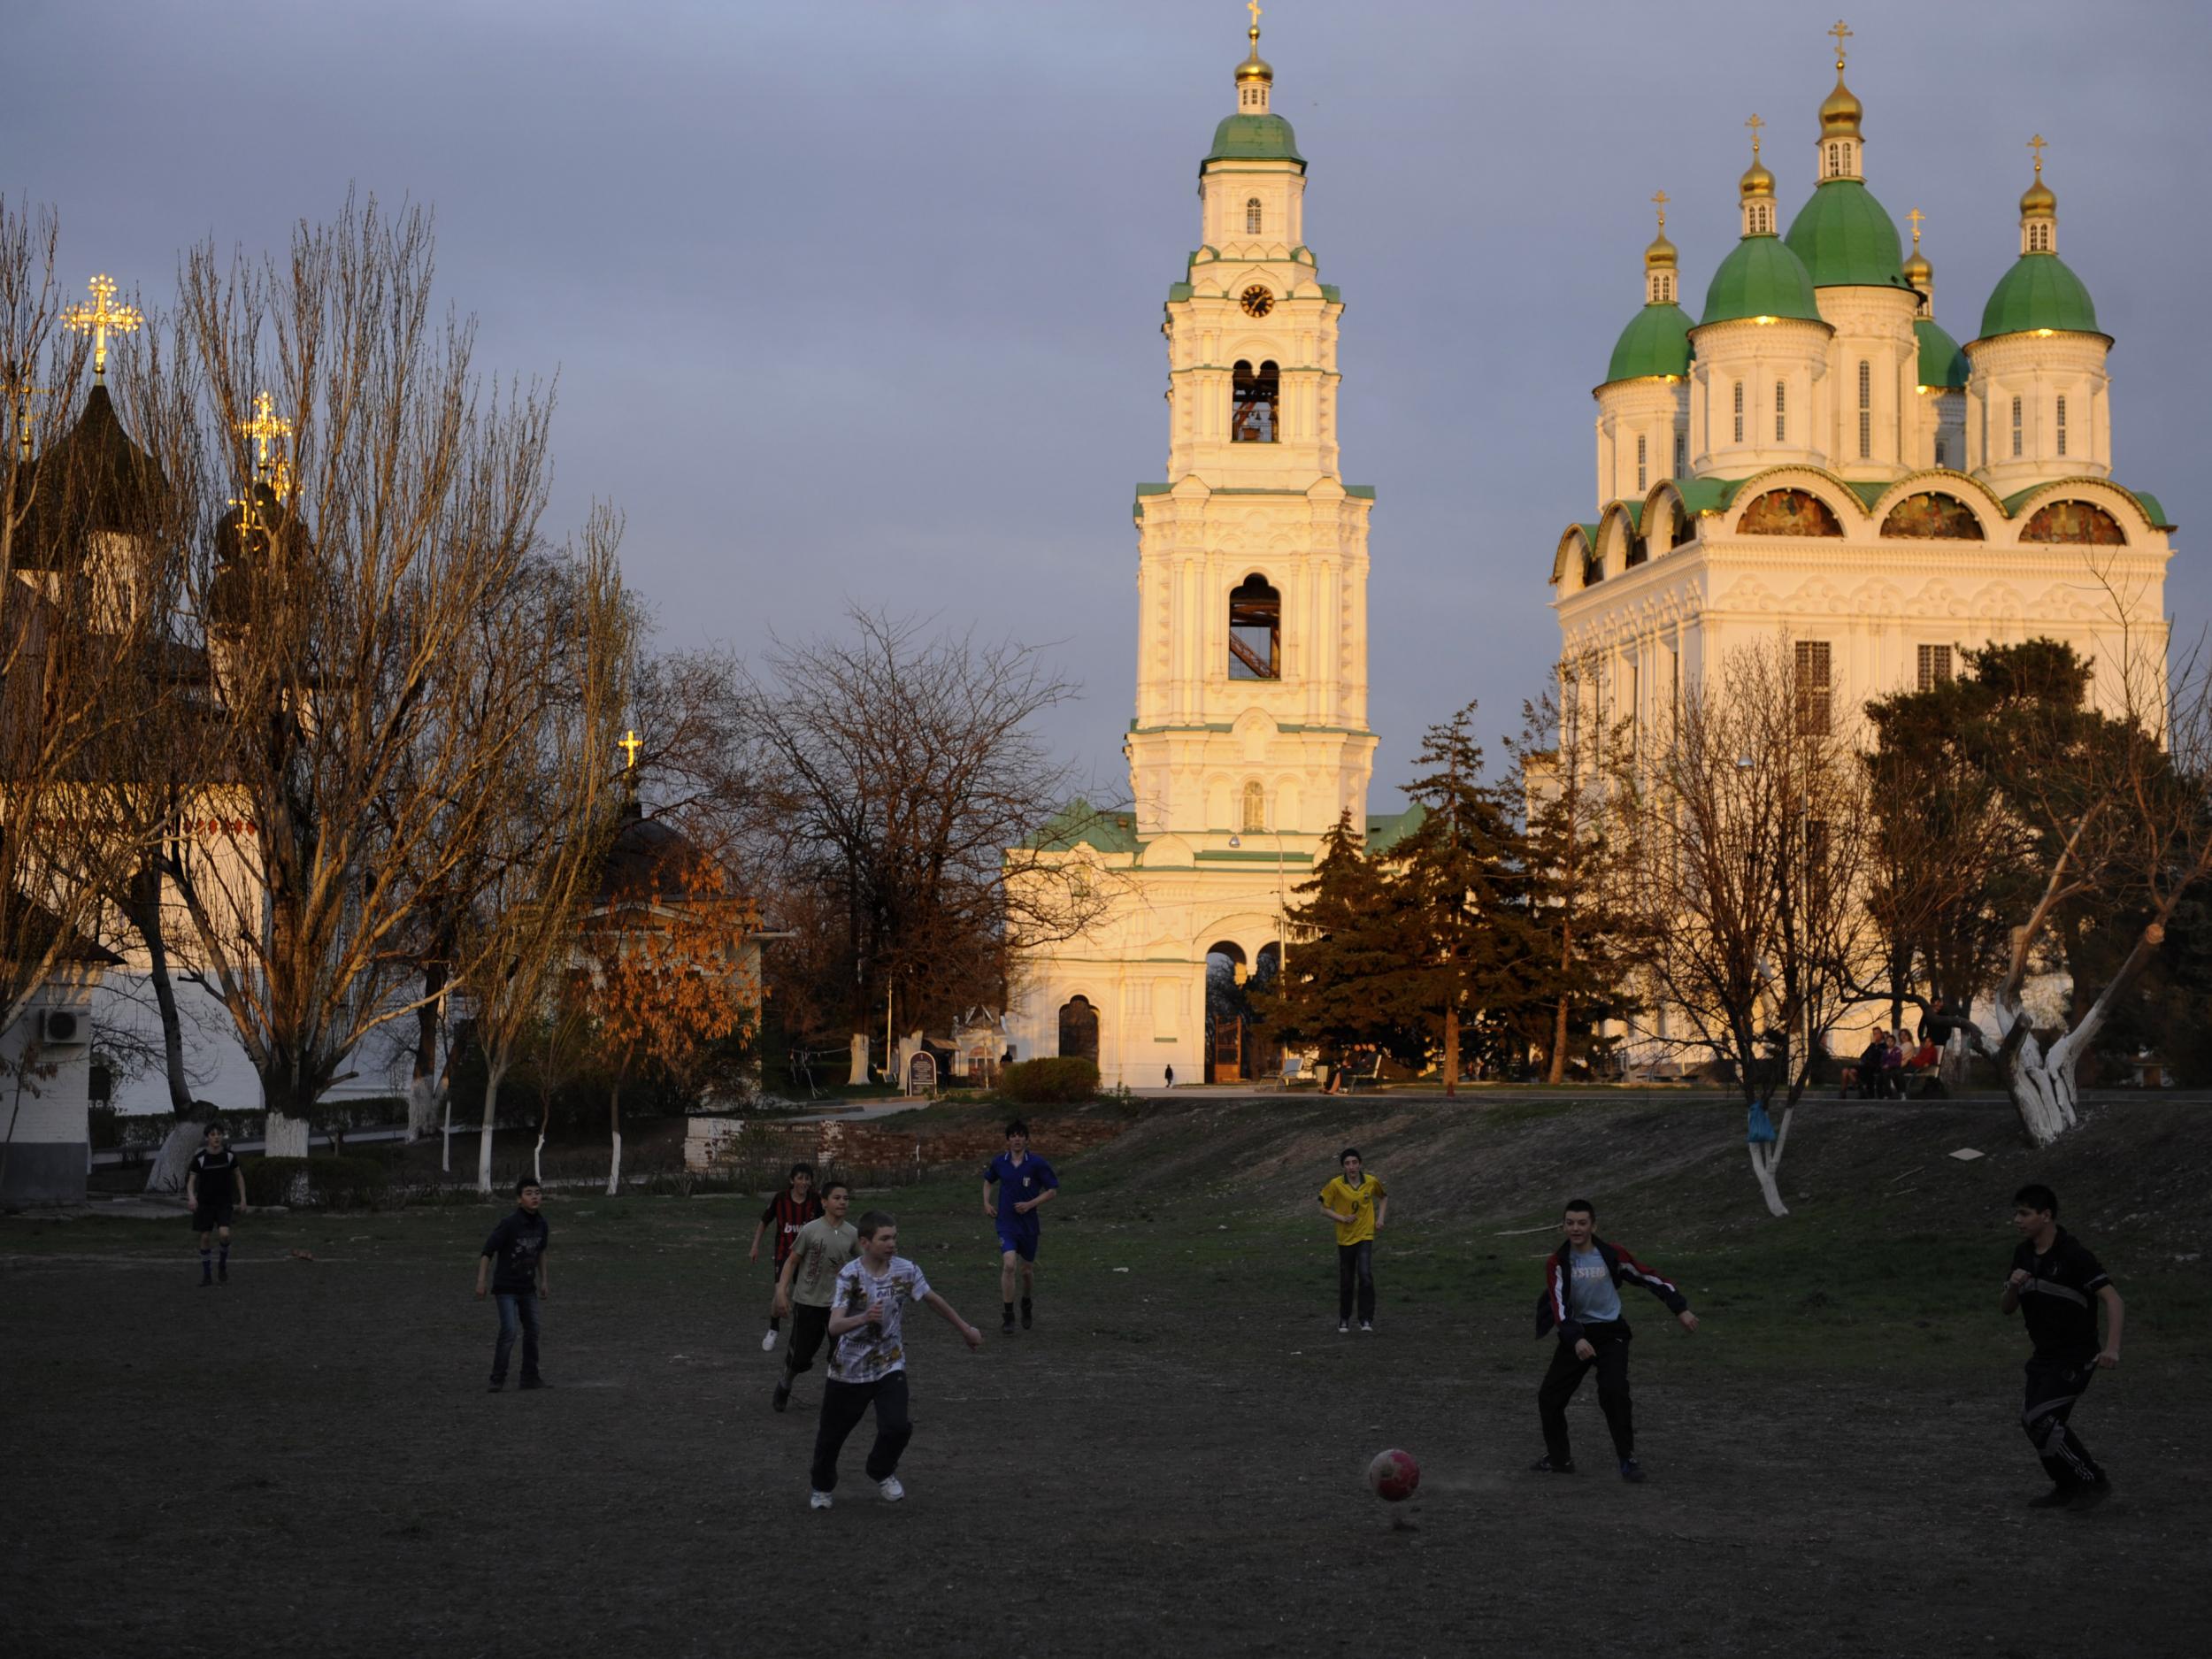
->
xmin=1740 ymin=154 xmax=1776 ymax=199
xmin=1819 ymin=68 xmax=1863 ymax=138
xmin=1236 ymin=26 xmax=1272 ymax=84
xmin=2022 ymin=173 xmax=2056 ymax=218
xmin=1902 ymin=245 xmax=1932 ymax=287
xmin=1646 ymin=229 xmax=1678 ymax=271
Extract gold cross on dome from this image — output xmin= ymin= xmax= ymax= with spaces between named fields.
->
xmin=1745 ymin=111 xmax=1764 ymax=156
xmin=618 ymin=728 xmax=643 ymax=769
xmin=227 ymin=492 xmax=267 ymax=546
xmin=61 ymin=273 xmax=142 ymax=377
xmin=1828 ymin=19 xmax=1853 ymax=66
xmin=1651 ymin=189 xmax=1670 ymax=230
xmin=237 ymin=390 xmax=293 ymax=473
xmin=1248 ymin=0 xmax=1262 ymax=29
xmin=2027 ymin=133 xmax=2048 ymax=175
xmin=1906 ymin=206 xmax=1925 ymax=248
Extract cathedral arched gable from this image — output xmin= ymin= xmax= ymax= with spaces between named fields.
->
xmin=1723 ymin=465 xmax=1866 ymax=535
xmin=1641 ymin=481 xmax=1687 ymax=549
xmin=1996 ymin=479 xmax=2167 ymax=546
xmin=1863 ymin=469 xmax=2008 ymax=526
xmin=1595 ymin=500 xmax=1647 ymax=577
xmin=1551 ymin=523 xmax=1598 ymax=588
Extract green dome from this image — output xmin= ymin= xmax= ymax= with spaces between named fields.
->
xmin=1700 ymin=235 xmax=1822 ymax=326
xmin=1784 ymin=180 xmax=1914 ymax=291
xmin=1205 ymin=113 xmax=1304 ymax=169
xmin=1978 ymin=253 xmax=2101 ymax=341
xmin=1914 ymin=317 xmax=1969 ymax=389
xmin=1604 ymin=303 xmax=1694 ymax=385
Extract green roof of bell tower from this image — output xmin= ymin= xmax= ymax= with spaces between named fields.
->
xmin=1978 ymin=252 xmax=2101 ymax=341
xmin=1206 ymin=113 xmax=1305 ymax=171
xmin=1784 ymin=179 xmax=1914 ymax=291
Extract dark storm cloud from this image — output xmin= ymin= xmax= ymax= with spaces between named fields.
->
xmin=10 ymin=0 xmax=2203 ymax=797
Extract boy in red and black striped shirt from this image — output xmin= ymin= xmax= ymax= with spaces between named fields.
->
xmin=750 ymin=1164 xmax=822 ymax=1353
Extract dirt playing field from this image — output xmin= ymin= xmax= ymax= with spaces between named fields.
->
xmin=7 ymin=1093 xmax=2210 ymax=1658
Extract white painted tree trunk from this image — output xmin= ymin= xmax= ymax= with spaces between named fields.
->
xmin=263 ymin=1113 xmax=309 ymax=1159
xmin=144 ymin=1119 xmax=206 ymax=1194
xmin=606 ymin=1126 xmax=623 ymax=1196
xmin=406 ymin=1074 xmax=442 ymax=1141
xmin=1747 ymin=1102 xmax=1793 ymax=1218
xmin=441 ymin=1099 xmax=452 ymax=1173
xmin=1988 ymin=988 xmax=2081 ymax=1148
xmin=478 ymin=1069 xmax=504 ymax=1195
xmin=533 ymin=1130 xmax=545 ymax=1187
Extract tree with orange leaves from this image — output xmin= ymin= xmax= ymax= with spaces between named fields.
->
xmin=577 ymin=845 xmax=762 ymax=1195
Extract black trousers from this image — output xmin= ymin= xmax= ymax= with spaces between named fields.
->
xmin=810 ymin=1374 xmax=912 ymax=1493
xmin=783 ymin=1303 xmax=832 ymax=1381
xmin=1539 ymin=1319 xmax=1634 ymax=1464
xmin=2024 ymin=1356 xmax=2107 ymax=1488
xmin=1337 ymin=1241 xmax=1375 ymax=1323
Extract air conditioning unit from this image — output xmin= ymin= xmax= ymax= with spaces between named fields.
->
xmin=40 ymin=1008 xmax=87 ymax=1047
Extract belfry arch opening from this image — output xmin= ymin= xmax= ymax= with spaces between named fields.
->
xmin=1227 ymin=574 xmax=1281 ymax=680
xmin=1233 ymin=359 xmax=1279 ymax=443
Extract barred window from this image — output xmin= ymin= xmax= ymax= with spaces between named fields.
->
xmin=1246 ymin=197 xmax=1263 ymax=234
xmin=1916 ymin=643 xmax=1954 ymax=691
xmin=1857 ymin=360 xmax=1872 ymax=460
xmin=1637 ymin=434 xmax=1647 ymax=492
xmin=2011 ymin=396 xmax=2024 ymax=458
xmin=1775 ymin=380 xmax=1786 ymax=442
xmin=1732 ymin=380 xmax=1744 ymax=443
xmin=1674 ymin=431 xmax=1685 ymax=473
xmin=2056 ymin=395 xmax=2068 ymax=458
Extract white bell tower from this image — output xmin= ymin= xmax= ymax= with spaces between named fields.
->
xmin=1126 ymin=5 xmax=1377 ymax=844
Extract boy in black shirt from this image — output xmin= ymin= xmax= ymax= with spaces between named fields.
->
xmin=750 ymin=1163 xmax=822 ymax=1353
xmin=476 ymin=1177 xmax=552 ymax=1392
xmin=185 ymin=1125 xmax=247 ymax=1286
xmin=2001 ymin=1183 xmax=2124 ymax=1509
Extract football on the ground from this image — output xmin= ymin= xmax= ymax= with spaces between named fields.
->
xmin=1366 ymin=1448 xmax=1420 ymax=1502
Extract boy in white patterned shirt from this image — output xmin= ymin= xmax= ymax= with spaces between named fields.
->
xmin=808 ymin=1210 xmax=983 ymax=1509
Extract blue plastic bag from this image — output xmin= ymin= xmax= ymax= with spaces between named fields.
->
xmin=1747 ymin=1102 xmax=1778 ymax=1144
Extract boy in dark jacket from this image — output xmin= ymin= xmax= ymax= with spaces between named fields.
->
xmin=1530 ymin=1198 xmax=1697 ymax=1482
xmin=476 ymin=1178 xmax=552 ymax=1392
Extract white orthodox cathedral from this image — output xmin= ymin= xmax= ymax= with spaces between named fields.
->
xmin=1554 ymin=30 xmax=2171 ymax=742
xmin=1006 ymin=19 xmax=1415 ymax=1087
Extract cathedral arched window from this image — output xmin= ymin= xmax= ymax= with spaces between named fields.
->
xmin=1827 ymin=142 xmax=1841 ymax=178
xmin=1240 ymin=780 xmax=1267 ymax=832
xmin=1636 ymin=434 xmax=1647 ymax=491
xmin=1857 ymin=360 xmax=1872 ymax=459
xmin=1233 ymin=359 xmax=1279 ymax=443
xmin=1732 ymin=381 xmax=1744 ymax=443
xmin=1227 ymin=573 xmax=1281 ymax=680
xmin=1246 ymin=197 xmax=1263 ymax=234
xmin=1774 ymin=380 xmax=1786 ymax=442
xmin=1934 ymin=437 xmax=1949 ymax=469
xmin=2056 ymin=395 xmax=2068 ymax=458
xmin=2010 ymin=396 xmax=2023 ymax=458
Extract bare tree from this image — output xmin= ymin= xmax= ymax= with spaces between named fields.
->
xmin=741 ymin=607 xmax=1102 ymax=1048
xmin=1614 ymin=637 xmax=1881 ymax=1217
xmin=118 ymin=196 xmax=608 ymax=1156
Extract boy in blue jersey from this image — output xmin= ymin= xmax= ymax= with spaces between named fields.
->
xmin=982 ymin=1119 xmax=1057 ymax=1334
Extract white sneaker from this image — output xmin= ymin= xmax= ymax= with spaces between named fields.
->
xmin=762 ymin=1330 xmax=779 ymax=1353
xmin=878 ymin=1476 xmax=905 ymax=1502
xmin=809 ymin=1490 xmax=833 ymax=1510
xmin=1360 ymin=1321 xmax=1374 ymax=1334
xmin=1337 ymin=1320 xmax=1349 ymax=1334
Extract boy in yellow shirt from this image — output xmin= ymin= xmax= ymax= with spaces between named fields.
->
xmin=1317 ymin=1148 xmax=1387 ymax=1333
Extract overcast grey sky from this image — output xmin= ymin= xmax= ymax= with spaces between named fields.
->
xmin=12 ymin=0 xmax=2205 ymax=803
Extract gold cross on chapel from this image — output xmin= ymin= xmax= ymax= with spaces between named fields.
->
xmin=1247 ymin=1 xmax=1262 ymax=29
xmin=1744 ymin=111 xmax=1764 ymax=156
xmin=618 ymin=728 xmax=643 ymax=769
xmin=1828 ymin=19 xmax=1852 ymax=66
xmin=1906 ymin=206 xmax=1925 ymax=249
xmin=62 ymin=274 xmax=143 ymax=377
xmin=2027 ymin=133 xmax=2048 ymax=175
xmin=237 ymin=391 xmax=293 ymax=474
xmin=1651 ymin=189 xmax=1670 ymax=231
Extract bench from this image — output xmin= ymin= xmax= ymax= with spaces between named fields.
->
xmin=1337 ymin=1054 xmax=1385 ymax=1094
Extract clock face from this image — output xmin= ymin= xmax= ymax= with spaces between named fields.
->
xmin=1239 ymin=286 xmax=1274 ymax=319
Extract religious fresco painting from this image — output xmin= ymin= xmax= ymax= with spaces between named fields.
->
xmin=1880 ymin=492 xmax=1985 ymax=540
xmin=2021 ymin=499 xmax=2126 ymax=545
xmin=1737 ymin=488 xmax=1844 ymax=537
